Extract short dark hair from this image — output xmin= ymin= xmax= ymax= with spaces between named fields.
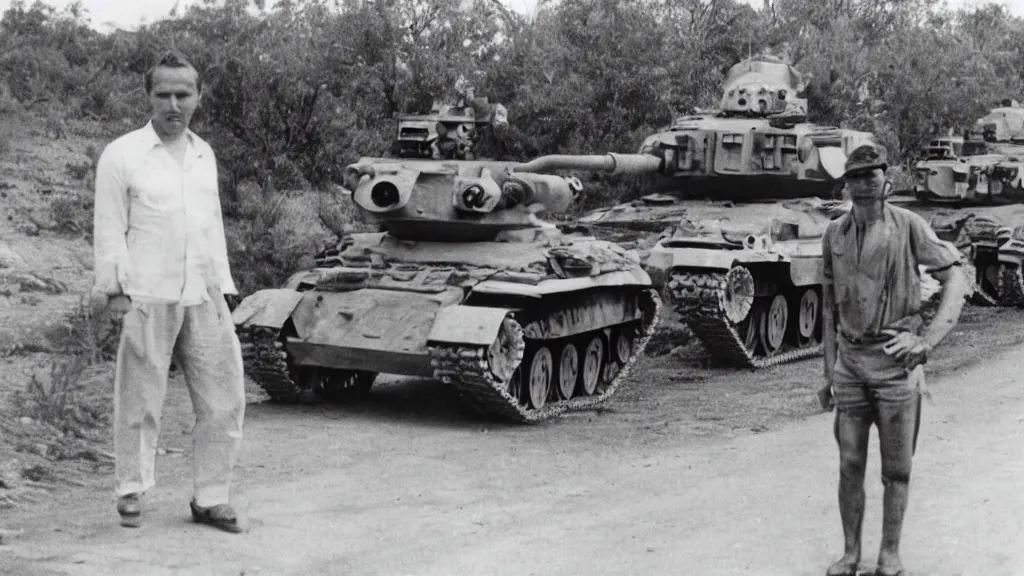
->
xmin=144 ymin=50 xmax=201 ymax=94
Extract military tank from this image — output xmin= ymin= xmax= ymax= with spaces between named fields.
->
xmin=574 ymin=55 xmax=880 ymax=368
xmin=230 ymin=153 xmax=664 ymax=423
xmin=389 ymin=86 xmax=508 ymax=161
xmin=910 ymin=101 xmax=1024 ymax=204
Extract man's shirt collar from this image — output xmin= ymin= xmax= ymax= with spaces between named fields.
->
xmin=141 ymin=120 xmax=201 ymax=155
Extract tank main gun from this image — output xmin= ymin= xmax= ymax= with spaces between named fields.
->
xmin=338 ymin=152 xmax=670 ymax=242
xmin=511 ymin=153 xmax=664 ymax=175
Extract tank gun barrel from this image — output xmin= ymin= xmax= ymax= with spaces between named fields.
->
xmin=512 ymin=153 xmax=663 ymax=175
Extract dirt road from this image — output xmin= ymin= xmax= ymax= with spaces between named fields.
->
xmin=2 ymin=306 xmax=1023 ymax=576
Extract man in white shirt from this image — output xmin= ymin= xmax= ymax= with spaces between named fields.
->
xmin=91 ymin=50 xmax=246 ymax=533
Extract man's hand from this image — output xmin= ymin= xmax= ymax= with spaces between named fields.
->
xmin=108 ymin=295 xmax=131 ymax=316
xmin=817 ymin=381 xmax=835 ymax=412
xmin=881 ymin=329 xmax=931 ymax=368
xmin=90 ymin=290 xmax=131 ymax=319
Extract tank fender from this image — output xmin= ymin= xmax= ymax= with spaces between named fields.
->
xmin=646 ymin=243 xmax=742 ymax=272
xmin=788 ymin=257 xmax=823 ymax=287
xmin=427 ymin=305 xmax=516 ymax=346
xmin=231 ymin=289 xmax=305 ymax=329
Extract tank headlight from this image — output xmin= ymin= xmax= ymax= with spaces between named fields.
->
xmin=371 ymin=182 xmax=401 ymax=208
xmin=462 ymin=184 xmax=487 ymax=208
xmin=778 ymin=89 xmax=787 ymax=100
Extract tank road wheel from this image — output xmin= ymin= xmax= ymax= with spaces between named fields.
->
xmin=613 ymin=327 xmax=635 ymax=365
xmin=507 ymin=369 xmax=524 ymax=404
xmin=759 ymin=294 xmax=789 ymax=356
xmin=489 ymin=317 xmax=527 ymax=385
xmin=796 ymin=288 xmax=821 ymax=346
xmin=526 ymin=346 xmax=554 ymax=409
xmin=580 ymin=335 xmax=605 ymax=396
xmin=723 ymin=266 xmax=755 ymax=324
xmin=556 ymin=343 xmax=580 ymax=400
xmin=737 ymin=313 xmax=759 ymax=353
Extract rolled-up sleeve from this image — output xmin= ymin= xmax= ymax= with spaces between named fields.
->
xmin=908 ymin=213 xmax=961 ymax=273
xmin=92 ymin=144 xmax=130 ymax=296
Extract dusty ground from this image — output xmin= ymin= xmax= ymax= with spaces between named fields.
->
xmin=0 ymin=304 xmax=1022 ymax=576
xmin=1 ymin=112 xmax=1023 ymax=575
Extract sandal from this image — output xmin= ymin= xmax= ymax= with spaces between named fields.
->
xmin=189 ymin=500 xmax=243 ymax=534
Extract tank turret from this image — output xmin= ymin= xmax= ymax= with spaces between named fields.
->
xmin=718 ymin=56 xmax=808 ymax=121
xmin=341 ymin=153 xmax=663 ymax=241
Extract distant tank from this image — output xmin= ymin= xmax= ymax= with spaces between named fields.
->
xmin=910 ymin=134 xmax=1010 ymax=203
xmin=911 ymin=101 xmax=1024 ymax=204
xmin=927 ymin=210 xmax=1024 ymax=306
xmin=575 ymin=55 xmax=880 ymax=368
xmin=230 ymin=153 xmax=662 ymax=423
xmin=389 ymin=87 xmax=509 ymax=161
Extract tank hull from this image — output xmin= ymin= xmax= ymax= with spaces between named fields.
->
xmin=580 ymin=197 xmax=969 ymax=368
xmin=912 ymin=199 xmax=1024 ymax=307
xmin=232 ymin=231 xmax=661 ymax=423
xmin=639 ymin=200 xmax=831 ymax=368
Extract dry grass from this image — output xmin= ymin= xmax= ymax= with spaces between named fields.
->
xmin=225 ymin=184 xmax=371 ymax=296
xmin=12 ymin=356 xmax=108 ymax=438
xmin=0 ymin=119 xmax=13 ymax=159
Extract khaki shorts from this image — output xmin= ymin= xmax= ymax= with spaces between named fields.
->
xmin=832 ymin=338 xmax=920 ymax=415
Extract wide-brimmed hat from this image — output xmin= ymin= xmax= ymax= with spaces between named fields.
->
xmin=843 ymin=143 xmax=888 ymax=177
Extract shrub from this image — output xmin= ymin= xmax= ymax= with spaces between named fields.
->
xmin=13 ymin=356 xmax=110 ymax=439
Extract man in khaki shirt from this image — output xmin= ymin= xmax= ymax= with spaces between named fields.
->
xmin=820 ymin=144 xmax=968 ymax=576
xmin=91 ymin=51 xmax=245 ymax=533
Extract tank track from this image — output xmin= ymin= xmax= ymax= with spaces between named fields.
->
xmin=428 ymin=289 xmax=662 ymax=423
xmin=997 ymin=265 xmax=1024 ymax=307
xmin=669 ymin=272 xmax=822 ymax=369
xmin=236 ymin=325 xmax=303 ymax=402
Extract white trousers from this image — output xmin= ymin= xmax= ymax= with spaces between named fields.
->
xmin=114 ymin=296 xmax=245 ymax=507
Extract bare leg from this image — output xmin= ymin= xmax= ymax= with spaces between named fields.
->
xmin=828 ymin=408 xmax=872 ymax=575
xmin=874 ymin=391 xmax=920 ymax=575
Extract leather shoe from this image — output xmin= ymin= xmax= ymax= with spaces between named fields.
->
xmin=117 ymin=493 xmax=142 ymax=528
xmin=189 ymin=500 xmax=244 ymax=534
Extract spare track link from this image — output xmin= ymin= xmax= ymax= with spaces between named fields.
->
xmin=669 ymin=271 xmax=822 ymax=369
xmin=427 ymin=288 xmax=662 ymax=424
xmin=236 ymin=325 xmax=303 ymax=402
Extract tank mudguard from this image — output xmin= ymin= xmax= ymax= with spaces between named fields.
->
xmin=427 ymin=305 xmax=515 ymax=346
xmin=647 ymin=243 xmax=821 ymax=287
xmin=646 ymin=244 xmax=746 ymax=273
xmin=231 ymin=289 xmax=305 ymax=329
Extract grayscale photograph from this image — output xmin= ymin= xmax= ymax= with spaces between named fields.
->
xmin=0 ymin=0 xmax=1022 ymax=574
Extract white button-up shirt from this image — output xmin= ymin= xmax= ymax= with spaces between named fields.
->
xmin=92 ymin=120 xmax=237 ymax=306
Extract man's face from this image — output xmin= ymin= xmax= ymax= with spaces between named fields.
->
xmin=147 ymin=66 xmax=200 ymax=139
xmin=845 ymin=168 xmax=886 ymax=203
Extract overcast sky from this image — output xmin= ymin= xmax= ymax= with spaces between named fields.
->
xmin=0 ymin=0 xmax=1021 ymax=31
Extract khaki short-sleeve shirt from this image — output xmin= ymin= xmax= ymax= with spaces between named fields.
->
xmin=822 ymin=203 xmax=960 ymax=342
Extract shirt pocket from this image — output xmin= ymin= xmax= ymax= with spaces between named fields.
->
xmin=129 ymin=158 xmax=178 ymax=211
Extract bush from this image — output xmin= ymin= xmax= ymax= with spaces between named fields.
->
xmin=13 ymin=356 xmax=110 ymax=439
xmin=225 ymin=185 xmax=329 ymax=297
